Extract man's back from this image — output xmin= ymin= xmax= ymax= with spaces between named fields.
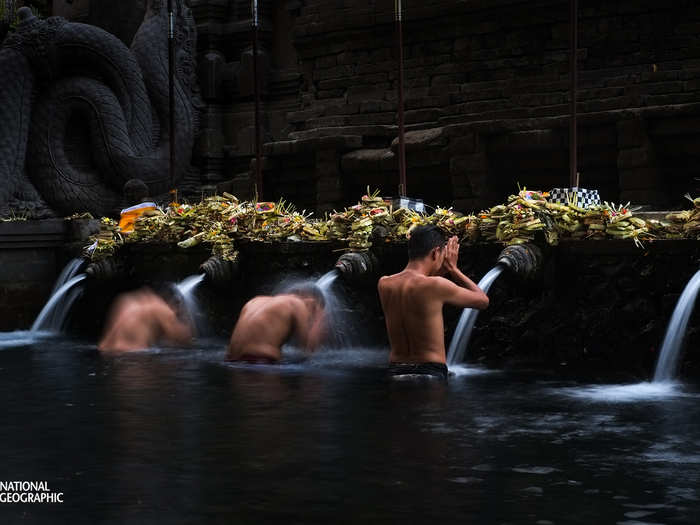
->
xmin=98 ymin=292 xmax=191 ymax=353
xmin=379 ymin=271 xmax=449 ymax=364
xmin=377 ymin=229 xmax=489 ymax=370
xmin=227 ymin=296 xmax=297 ymax=361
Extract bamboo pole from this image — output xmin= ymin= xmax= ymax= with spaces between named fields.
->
xmin=252 ymin=0 xmax=263 ymax=200
xmin=395 ymin=0 xmax=406 ymax=196
xmin=569 ymin=0 xmax=578 ymax=188
xmin=168 ymin=0 xmax=175 ymax=191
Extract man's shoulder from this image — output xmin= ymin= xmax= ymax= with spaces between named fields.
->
xmin=378 ymin=272 xmax=409 ymax=289
xmin=270 ymin=295 xmax=306 ymax=314
xmin=244 ymin=295 xmax=274 ymax=308
xmin=379 ymin=272 xmax=448 ymax=292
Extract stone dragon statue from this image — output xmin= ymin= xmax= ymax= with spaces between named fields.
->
xmin=0 ymin=0 xmax=201 ymax=218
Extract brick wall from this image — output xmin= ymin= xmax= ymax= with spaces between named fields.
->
xmin=291 ymin=0 xmax=700 ymax=128
xmin=264 ymin=0 xmax=700 ymax=211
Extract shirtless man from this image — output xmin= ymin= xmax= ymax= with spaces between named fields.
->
xmin=98 ymin=289 xmax=192 ymax=354
xmin=378 ymin=225 xmax=489 ymax=380
xmin=226 ymin=284 xmax=326 ymax=363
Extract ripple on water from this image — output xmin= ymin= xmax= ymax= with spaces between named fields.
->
xmin=448 ymin=364 xmax=498 ymax=377
xmin=616 ymin=521 xmax=665 ymax=525
xmin=512 ymin=466 xmax=558 ymax=475
xmin=448 ymin=477 xmax=484 ymax=484
xmin=554 ymin=381 xmax=694 ymax=402
xmin=0 ymin=330 xmax=51 ymax=349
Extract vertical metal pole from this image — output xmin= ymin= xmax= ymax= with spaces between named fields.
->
xmin=395 ymin=0 xmax=407 ymax=197
xmin=168 ymin=0 xmax=175 ymax=191
xmin=569 ymin=0 xmax=578 ymax=188
xmin=252 ymin=0 xmax=263 ymax=200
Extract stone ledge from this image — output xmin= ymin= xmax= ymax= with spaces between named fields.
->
xmin=262 ymin=135 xmax=363 ymax=156
xmin=440 ymin=102 xmax=700 ymax=135
xmin=389 ymin=127 xmax=448 ymax=152
xmin=0 ymin=219 xmax=70 ymax=248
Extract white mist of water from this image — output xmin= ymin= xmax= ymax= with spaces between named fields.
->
xmin=317 ymin=269 xmax=339 ymax=291
xmin=0 ymin=331 xmax=49 ymax=349
xmin=176 ymin=274 xmax=207 ymax=336
xmin=31 ymin=274 xmax=87 ymax=332
xmin=446 ymin=264 xmax=505 ymax=366
xmin=449 ymin=364 xmax=499 ymax=378
xmin=653 ymin=269 xmax=700 ymax=382
xmin=315 ymin=269 xmax=349 ymax=348
xmin=558 ymin=382 xmax=686 ymax=403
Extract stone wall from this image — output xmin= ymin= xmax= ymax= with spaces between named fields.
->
xmin=52 ymin=0 xmax=700 ymax=212
xmin=270 ymin=0 xmax=700 ymax=212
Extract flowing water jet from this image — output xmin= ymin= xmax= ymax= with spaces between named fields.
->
xmin=50 ymin=259 xmax=85 ymax=294
xmin=317 ymin=268 xmax=339 ymax=291
xmin=45 ymin=258 xmax=85 ymax=328
xmin=446 ymin=243 xmax=543 ymax=366
xmin=446 ymin=265 xmax=505 ymax=366
xmin=31 ymin=274 xmax=87 ymax=332
xmin=653 ymin=268 xmax=700 ymax=382
xmin=315 ymin=269 xmax=350 ymax=348
xmin=175 ymin=274 xmax=208 ymax=337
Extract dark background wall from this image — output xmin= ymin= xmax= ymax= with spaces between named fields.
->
xmin=50 ymin=0 xmax=700 ymax=212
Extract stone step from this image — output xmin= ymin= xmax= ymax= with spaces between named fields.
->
xmin=288 ymin=121 xmax=439 ymax=142
xmin=262 ymin=135 xmax=363 ymax=156
xmin=288 ymin=125 xmax=398 ymax=141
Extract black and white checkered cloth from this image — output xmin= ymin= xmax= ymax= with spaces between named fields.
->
xmin=549 ymin=187 xmax=601 ymax=209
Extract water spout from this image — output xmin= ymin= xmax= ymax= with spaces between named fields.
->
xmin=496 ymin=243 xmax=542 ymax=278
xmin=653 ymin=269 xmax=700 ymax=382
xmin=446 ymin=265 xmax=505 ymax=366
xmin=200 ymin=256 xmax=239 ymax=286
xmin=85 ymin=257 xmax=124 ymax=281
xmin=335 ymin=251 xmax=378 ymax=284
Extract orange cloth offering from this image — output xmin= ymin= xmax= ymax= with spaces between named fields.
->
xmin=118 ymin=202 xmax=157 ymax=233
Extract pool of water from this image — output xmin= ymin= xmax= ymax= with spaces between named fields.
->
xmin=1 ymin=333 xmax=700 ymax=524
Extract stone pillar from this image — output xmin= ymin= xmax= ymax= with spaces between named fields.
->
xmin=616 ymin=117 xmax=664 ymax=207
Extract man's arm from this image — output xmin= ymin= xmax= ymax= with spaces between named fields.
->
xmin=439 ymin=236 xmax=489 ymax=309
xmin=435 ymin=277 xmax=489 ymax=310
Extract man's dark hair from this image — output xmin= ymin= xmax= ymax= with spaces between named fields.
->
xmin=123 ymin=178 xmax=150 ymax=204
xmin=408 ymin=224 xmax=446 ymax=260
xmin=286 ymin=283 xmax=326 ymax=308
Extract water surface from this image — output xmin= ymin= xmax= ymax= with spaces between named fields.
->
xmin=1 ymin=336 xmax=699 ymax=524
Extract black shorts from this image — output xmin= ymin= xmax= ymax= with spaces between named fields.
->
xmin=388 ymin=362 xmax=448 ymax=381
